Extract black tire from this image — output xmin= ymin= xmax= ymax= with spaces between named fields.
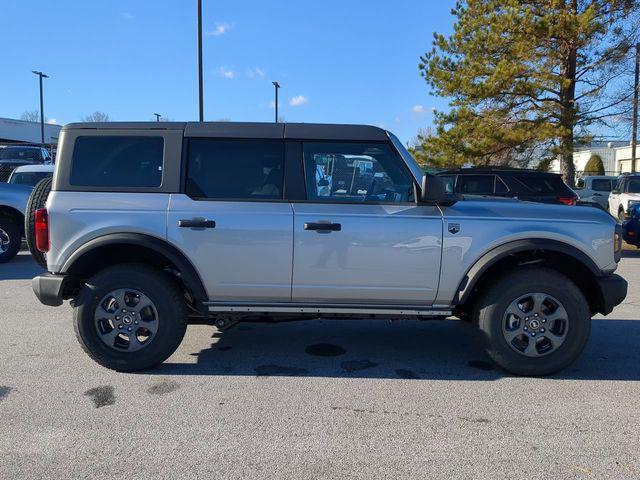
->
xmin=73 ymin=264 xmax=188 ymax=372
xmin=0 ymin=215 xmax=21 ymax=263
xmin=618 ymin=207 xmax=626 ymax=223
xmin=474 ymin=267 xmax=591 ymax=376
xmin=25 ymin=176 xmax=52 ymax=269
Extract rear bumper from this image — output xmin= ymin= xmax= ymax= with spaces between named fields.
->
xmin=32 ymin=273 xmax=67 ymax=307
xmin=596 ymin=274 xmax=627 ymax=315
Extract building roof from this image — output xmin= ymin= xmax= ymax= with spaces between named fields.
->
xmin=0 ymin=117 xmax=62 ymax=144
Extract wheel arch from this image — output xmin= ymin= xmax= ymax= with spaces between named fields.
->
xmin=455 ymin=239 xmax=604 ymax=315
xmin=0 ymin=205 xmax=25 ymax=235
xmin=61 ymin=233 xmax=209 ymax=314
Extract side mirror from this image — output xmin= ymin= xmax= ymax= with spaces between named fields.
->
xmin=421 ymin=174 xmax=446 ymax=203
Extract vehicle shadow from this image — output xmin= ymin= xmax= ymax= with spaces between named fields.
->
xmin=155 ymin=317 xmax=640 ymax=381
xmin=622 ymin=248 xmax=640 ymax=258
xmin=0 ymin=251 xmax=44 ymax=281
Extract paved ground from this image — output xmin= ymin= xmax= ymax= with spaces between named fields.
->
xmin=1 ymin=250 xmax=639 ymax=479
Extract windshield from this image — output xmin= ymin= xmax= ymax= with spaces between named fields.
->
xmin=8 ymin=171 xmax=52 ymax=187
xmin=386 ymin=132 xmax=423 ymax=183
xmin=0 ymin=147 xmax=42 ymax=161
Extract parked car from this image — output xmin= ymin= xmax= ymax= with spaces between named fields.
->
xmin=0 ymin=145 xmax=52 ymax=182
xmin=31 ymin=122 xmax=626 ymax=376
xmin=8 ymin=164 xmax=54 ymax=187
xmin=0 ymin=182 xmax=33 ymax=262
xmin=574 ymin=175 xmax=617 ymax=210
xmin=437 ymin=167 xmax=578 ymax=205
xmin=608 ymin=174 xmax=640 ymax=221
xmin=622 ymin=203 xmax=640 ymax=248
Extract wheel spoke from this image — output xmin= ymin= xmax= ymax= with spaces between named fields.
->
xmin=503 ymin=327 xmax=523 ymax=344
xmin=100 ymin=328 xmax=120 ymax=347
xmin=523 ymin=339 xmax=539 ymax=357
xmin=531 ymin=293 xmax=545 ymax=314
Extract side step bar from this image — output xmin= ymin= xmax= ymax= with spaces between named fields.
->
xmin=204 ymin=301 xmax=452 ymax=317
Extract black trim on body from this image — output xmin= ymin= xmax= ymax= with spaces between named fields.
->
xmin=455 ymin=239 xmax=603 ymax=304
xmin=61 ymin=233 xmax=208 ymax=311
xmin=32 ymin=273 xmax=67 ymax=307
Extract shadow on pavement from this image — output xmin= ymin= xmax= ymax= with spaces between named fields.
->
xmin=0 ymin=251 xmax=44 ymax=281
xmin=156 ymin=317 xmax=640 ymax=381
xmin=622 ymin=248 xmax=640 ymax=259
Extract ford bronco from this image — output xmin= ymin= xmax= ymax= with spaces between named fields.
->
xmin=31 ymin=122 xmax=627 ymax=375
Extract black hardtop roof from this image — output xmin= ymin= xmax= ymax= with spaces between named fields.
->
xmin=61 ymin=121 xmax=389 ymax=141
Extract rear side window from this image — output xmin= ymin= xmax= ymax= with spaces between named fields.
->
xmin=70 ymin=136 xmax=164 ymax=187
xmin=515 ymin=175 xmax=572 ymax=195
xmin=591 ymin=179 xmax=612 ymax=192
xmin=186 ymin=139 xmax=284 ymax=200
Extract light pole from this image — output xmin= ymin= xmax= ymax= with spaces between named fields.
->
xmin=631 ymin=43 xmax=639 ymax=173
xmin=197 ymin=0 xmax=204 ymax=122
xmin=32 ymin=70 xmax=49 ymax=145
xmin=154 ymin=113 xmax=161 ymax=122
xmin=272 ymin=81 xmax=280 ymax=123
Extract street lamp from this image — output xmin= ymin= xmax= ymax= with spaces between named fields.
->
xmin=197 ymin=0 xmax=204 ymax=122
xmin=31 ymin=70 xmax=49 ymax=145
xmin=272 ymin=81 xmax=280 ymax=123
xmin=154 ymin=113 xmax=161 ymax=122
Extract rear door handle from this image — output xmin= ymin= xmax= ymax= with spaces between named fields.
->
xmin=178 ymin=218 xmax=216 ymax=229
xmin=304 ymin=222 xmax=341 ymax=232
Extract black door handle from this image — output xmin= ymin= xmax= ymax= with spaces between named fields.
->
xmin=178 ymin=218 xmax=216 ymax=228
xmin=304 ymin=222 xmax=341 ymax=232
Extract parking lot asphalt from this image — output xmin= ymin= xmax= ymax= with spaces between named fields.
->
xmin=1 ymin=250 xmax=639 ymax=479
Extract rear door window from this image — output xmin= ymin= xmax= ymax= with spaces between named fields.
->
xmin=458 ymin=175 xmax=495 ymax=195
xmin=515 ymin=175 xmax=573 ymax=196
xmin=591 ymin=179 xmax=613 ymax=192
xmin=186 ymin=139 xmax=284 ymax=200
xmin=70 ymin=136 xmax=164 ymax=187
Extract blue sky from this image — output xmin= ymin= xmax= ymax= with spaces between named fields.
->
xmin=0 ymin=0 xmax=455 ymax=143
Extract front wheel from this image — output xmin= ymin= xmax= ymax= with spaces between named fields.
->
xmin=475 ymin=267 xmax=590 ymax=376
xmin=73 ymin=264 xmax=188 ymax=372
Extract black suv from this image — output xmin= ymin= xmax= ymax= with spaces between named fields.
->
xmin=437 ymin=168 xmax=578 ymax=205
xmin=0 ymin=145 xmax=52 ymax=182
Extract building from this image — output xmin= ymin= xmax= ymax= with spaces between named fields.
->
xmin=0 ymin=117 xmax=62 ymax=147
xmin=550 ymin=140 xmax=639 ymax=176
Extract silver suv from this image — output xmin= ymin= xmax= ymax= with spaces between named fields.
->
xmin=32 ymin=122 xmax=627 ymax=375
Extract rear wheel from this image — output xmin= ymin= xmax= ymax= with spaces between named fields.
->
xmin=25 ymin=177 xmax=52 ymax=268
xmin=0 ymin=215 xmax=21 ymax=263
xmin=73 ymin=264 xmax=188 ymax=372
xmin=474 ymin=267 xmax=590 ymax=376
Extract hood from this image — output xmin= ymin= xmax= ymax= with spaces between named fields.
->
xmin=446 ymin=195 xmax=615 ymax=226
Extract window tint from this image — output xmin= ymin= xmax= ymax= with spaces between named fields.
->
xmin=9 ymin=171 xmax=52 ymax=187
xmin=515 ymin=175 xmax=572 ymax=195
xmin=70 ymin=136 xmax=164 ymax=187
xmin=458 ymin=175 xmax=495 ymax=195
xmin=628 ymin=179 xmax=640 ymax=193
xmin=591 ymin=179 xmax=612 ymax=192
xmin=0 ymin=147 xmax=42 ymax=161
xmin=186 ymin=139 xmax=284 ymax=200
xmin=439 ymin=175 xmax=455 ymax=194
xmin=303 ymin=142 xmax=414 ymax=203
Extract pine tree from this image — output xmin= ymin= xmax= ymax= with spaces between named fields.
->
xmin=418 ymin=0 xmax=638 ymax=185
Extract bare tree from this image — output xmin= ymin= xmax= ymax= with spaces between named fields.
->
xmin=82 ymin=112 xmax=110 ymax=122
xmin=20 ymin=110 xmax=43 ymax=122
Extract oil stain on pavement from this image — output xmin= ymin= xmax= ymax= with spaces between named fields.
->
xmin=305 ymin=343 xmax=346 ymax=357
xmin=0 ymin=386 xmax=11 ymax=401
xmin=84 ymin=386 xmax=116 ymax=408
xmin=147 ymin=381 xmax=180 ymax=395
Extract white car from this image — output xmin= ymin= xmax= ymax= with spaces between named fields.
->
xmin=7 ymin=164 xmax=54 ymax=187
xmin=608 ymin=174 xmax=640 ymax=221
xmin=575 ymin=175 xmax=617 ymax=210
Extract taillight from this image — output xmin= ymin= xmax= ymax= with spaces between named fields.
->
xmin=34 ymin=208 xmax=49 ymax=253
xmin=558 ymin=196 xmax=577 ymax=206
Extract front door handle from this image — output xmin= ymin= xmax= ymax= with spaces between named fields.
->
xmin=178 ymin=218 xmax=216 ymax=229
xmin=304 ymin=222 xmax=342 ymax=232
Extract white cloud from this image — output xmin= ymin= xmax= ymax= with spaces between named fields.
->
xmin=289 ymin=95 xmax=308 ymax=107
xmin=121 ymin=12 xmax=134 ymax=21
xmin=411 ymin=104 xmax=425 ymax=113
xmin=47 ymin=118 xmax=58 ymax=125
xmin=269 ymin=100 xmax=276 ymax=109
xmin=207 ymin=22 xmax=233 ymax=36
xmin=247 ymin=67 xmax=266 ymax=78
xmin=218 ymin=66 xmax=235 ymax=79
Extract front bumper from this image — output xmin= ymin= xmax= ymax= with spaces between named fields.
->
xmin=596 ymin=274 xmax=627 ymax=315
xmin=32 ymin=273 xmax=68 ymax=307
